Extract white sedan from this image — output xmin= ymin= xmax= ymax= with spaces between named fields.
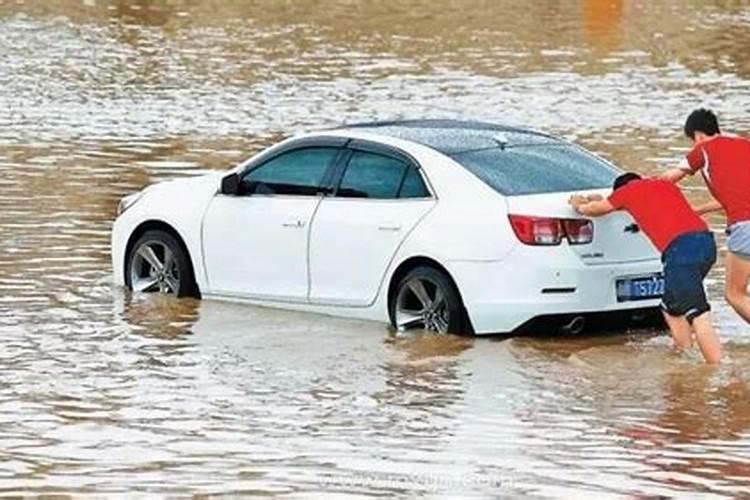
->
xmin=112 ymin=120 xmax=664 ymax=335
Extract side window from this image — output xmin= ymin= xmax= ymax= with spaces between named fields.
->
xmin=240 ymin=147 xmax=339 ymax=196
xmin=337 ymin=151 xmax=428 ymax=199
xmin=399 ymin=167 xmax=429 ymax=198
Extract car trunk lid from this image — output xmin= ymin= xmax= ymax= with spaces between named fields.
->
xmin=505 ymin=190 xmax=660 ymax=265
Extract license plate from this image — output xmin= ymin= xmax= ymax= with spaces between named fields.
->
xmin=616 ymin=275 xmax=665 ymax=302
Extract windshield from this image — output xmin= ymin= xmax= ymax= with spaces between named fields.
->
xmin=450 ymin=144 xmax=618 ymax=196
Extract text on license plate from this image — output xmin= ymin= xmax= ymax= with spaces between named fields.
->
xmin=616 ymin=275 xmax=665 ymax=302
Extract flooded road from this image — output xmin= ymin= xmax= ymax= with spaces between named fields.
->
xmin=1 ymin=0 xmax=750 ymax=496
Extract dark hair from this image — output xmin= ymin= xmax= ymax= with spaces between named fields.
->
xmin=613 ymin=172 xmax=642 ymax=191
xmin=684 ymin=108 xmax=720 ymax=139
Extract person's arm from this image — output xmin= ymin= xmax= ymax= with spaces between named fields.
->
xmin=662 ymin=151 xmax=704 ymax=184
xmin=661 ymin=167 xmax=689 ymax=183
xmin=693 ymin=198 xmax=724 ymax=215
xmin=569 ymin=193 xmax=604 ymax=203
xmin=569 ymin=196 xmax=616 ymax=217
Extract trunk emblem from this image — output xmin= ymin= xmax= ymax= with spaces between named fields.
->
xmin=580 ymin=252 xmax=605 ymax=259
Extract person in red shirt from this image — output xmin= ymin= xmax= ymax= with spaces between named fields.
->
xmin=663 ymin=109 xmax=750 ymax=326
xmin=570 ymin=173 xmax=721 ymax=364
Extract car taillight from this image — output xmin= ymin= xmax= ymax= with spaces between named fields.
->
xmin=563 ymin=219 xmax=594 ymax=245
xmin=509 ymin=215 xmax=593 ymax=246
xmin=509 ymin=215 xmax=563 ymax=245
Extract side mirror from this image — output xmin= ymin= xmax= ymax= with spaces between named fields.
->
xmin=220 ymin=173 xmax=240 ymax=195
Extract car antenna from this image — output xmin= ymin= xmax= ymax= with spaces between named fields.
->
xmin=493 ymin=132 xmax=508 ymax=151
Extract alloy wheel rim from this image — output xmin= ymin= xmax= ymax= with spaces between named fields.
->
xmin=395 ymin=277 xmax=450 ymax=333
xmin=130 ymin=241 xmax=180 ymax=295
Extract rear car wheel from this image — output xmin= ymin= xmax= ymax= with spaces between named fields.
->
xmin=390 ymin=266 xmax=470 ymax=334
xmin=126 ymin=230 xmax=198 ymax=298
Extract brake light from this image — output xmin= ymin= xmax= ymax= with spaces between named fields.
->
xmin=509 ymin=215 xmax=563 ymax=245
xmin=509 ymin=215 xmax=593 ymax=246
xmin=563 ymin=219 xmax=594 ymax=245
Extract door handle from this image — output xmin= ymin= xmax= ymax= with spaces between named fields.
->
xmin=283 ymin=219 xmax=306 ymax=228
xmin=378 ymin=224 xmax=402 ymax=232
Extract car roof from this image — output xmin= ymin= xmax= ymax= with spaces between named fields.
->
xmin=330 ymin=119 xmax=564 ymax=155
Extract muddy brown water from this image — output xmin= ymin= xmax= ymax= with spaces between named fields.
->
xmin=1 ymin=0 xmax=750 ymax=497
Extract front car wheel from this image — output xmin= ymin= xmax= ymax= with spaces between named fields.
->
xmin=126 ymin=230 xmax=198 ymax=298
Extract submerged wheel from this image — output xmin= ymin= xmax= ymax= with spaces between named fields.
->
xmin=390 ymin=266 xmax=469 ymax=334
xmin=126 ymin=230 xmax=198 ymax=298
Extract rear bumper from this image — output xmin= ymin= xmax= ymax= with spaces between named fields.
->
xmin=512 ymin=307 xmax=663 ymax=335
xmin=445 ymin=257 xmax=664 ymax=335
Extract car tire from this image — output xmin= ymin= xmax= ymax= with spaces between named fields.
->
xmin=390 ymin=266 xmax=471 ymax=335
xmin=126 ymin=229 xmax=199 ymax=298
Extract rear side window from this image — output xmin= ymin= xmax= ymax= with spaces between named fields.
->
xmin=450 ymin=145 xmax=618 ymax=196
xmin=241 ymin=147 xmax=339 ymax=196
xmin=337 ymin=151 xmax=428 ymax=199
xmin=399 ymin=167 xmax=429 ymax=198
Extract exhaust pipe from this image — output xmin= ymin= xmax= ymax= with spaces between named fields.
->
xmin=561 ymin=316 xmax=586 ymax=335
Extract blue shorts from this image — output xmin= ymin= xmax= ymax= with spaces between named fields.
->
xmin=660 ymin=231 xmax=717 ymax=322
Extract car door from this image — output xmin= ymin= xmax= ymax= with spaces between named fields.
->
xmin=202 ymin=144 xmax=343 ymax=301
xmin=308 ymin=142 xmax=436 ymax=306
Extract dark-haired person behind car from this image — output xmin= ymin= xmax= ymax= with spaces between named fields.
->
xmin=569 ymin=173 xmax=721 ymax=364
xmin=662 ymin=108 xmax=750 ymax=328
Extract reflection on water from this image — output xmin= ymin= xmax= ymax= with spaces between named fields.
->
xmin=582 ymin=0 xmax=624 ymax=50
xmin=1 ymin=0 xmax=750 ymax=496
xmin=507 ymin=337 xmax=750 ymax=496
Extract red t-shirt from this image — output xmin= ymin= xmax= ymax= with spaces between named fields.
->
xmin=684 ymin=135 xmax=750 ymax=225
xmin=608 ymin=178 xmax=708 ymax=252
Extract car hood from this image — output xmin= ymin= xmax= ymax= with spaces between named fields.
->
xmin=146 ymin=171 xmax=224 ymax=196
xmin=131 ymin=171 xmax=226 ymax=219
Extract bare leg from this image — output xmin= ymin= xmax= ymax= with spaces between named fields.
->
xmin=662 ymin=311 xmax=693 ymax=350
xmin=725 ymin=253 xmax=750 ymax=324
xmin=692 ymin=312 xmax=721 ymax=364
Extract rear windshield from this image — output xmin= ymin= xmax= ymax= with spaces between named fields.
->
xmin=450 ymin=144 xmax=618 ymax=196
